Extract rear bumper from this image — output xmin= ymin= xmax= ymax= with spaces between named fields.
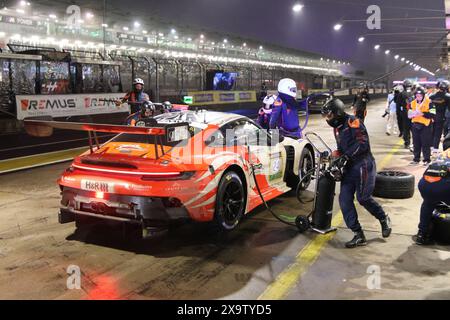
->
xmin=60 ymin=187 xmax=190 ymax=226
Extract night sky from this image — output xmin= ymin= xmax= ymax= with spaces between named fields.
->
xmin=108 ymin=0 xmax=446 ymax=77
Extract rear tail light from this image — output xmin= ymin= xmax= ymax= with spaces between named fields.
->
xmin=141 ymin=171 xmax=196 ymax=181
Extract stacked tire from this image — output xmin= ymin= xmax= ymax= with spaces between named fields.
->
xmin=373 ymin=171 xmax=415 ymax=199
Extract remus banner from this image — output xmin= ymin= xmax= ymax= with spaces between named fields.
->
xmin=16 ymin=93 xmax=129 ymax=120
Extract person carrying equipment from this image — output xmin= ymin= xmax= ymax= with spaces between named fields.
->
xmin=322 ymin=98 xmax=392 ymax=248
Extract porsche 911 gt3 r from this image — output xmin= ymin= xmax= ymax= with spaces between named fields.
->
xmin=25 ymin=110 xmax=314 ymax=236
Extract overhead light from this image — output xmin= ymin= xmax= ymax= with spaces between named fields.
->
xmin=259 ymin=46 xmax=263 ymax=50
xmin=243 ymin=42 xmax=247 ymax=47
xmin=19 ymin=1 xmax=27 ymax=6
xmin=292 ymin=3 xmax=304 ymax=12
xmin=223 ymin=38 xmax=228 ymax=43
xmin=333 ymin=23 xmax=343 ymax=31
xmin=358 ymin=37 xmax=365 ymax=42
xmin=374 ymin=44 xmax=380 ymax=50
xmin=187 ymin=37 xmax=192 ymax=41
xmin=86 ymin=12 xmax=94 ymax=19
xmin=211 ymin=42 xmax=215 ymax=45
xmin=158 ymin=33 xmax=164 ymax=37
xmin=174 ymin=35 xmax=179 ymax=39
xmin=134 ymin=21 xmax=141 ymax=28
xmin=401 ymin=57 xmax=405 ymax=61
xmin=200 ymin=34 xmax=204 ymax=39
xmin=16 ymin=8 xmax=25 ymax=14
xmin=406 ymin=60 xmax=410 ymax=63
xmin=171 ymin=28 xmax=176 ymax=34
xmin=143 ymin=30 xmax=148 ymax=34
xmin=384 ymin=50 xmax=390 ymax=55
xmin=102 ymin=23 xmax=108 ymax=28
xmin=394 ymin=55 xmax=399 ymax=59
xmin=123 ymin=26 xmax=129 ymax=31
xmin=49 ymin=14 xmax=57 ymax=19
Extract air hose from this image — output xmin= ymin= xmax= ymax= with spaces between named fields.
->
xmin=249 ymin=151 xmax=316 ymax=227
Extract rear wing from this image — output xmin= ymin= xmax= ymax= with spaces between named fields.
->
xmin=24 ymin=118 xmax=190 ymax=158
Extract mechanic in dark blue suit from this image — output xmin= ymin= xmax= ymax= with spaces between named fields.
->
xmin=415 ymin=133 xmax=450 ymax=245
xmin=429 ymin=81 xmax=450 ymax=152
xmin=322 ymin=98 xmax=392 ymax=248
xmin=269 ymin=78 xmax=303 ymax=139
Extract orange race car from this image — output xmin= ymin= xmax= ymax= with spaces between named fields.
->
xmin=25 ymin=111 xmax=314 ymax=236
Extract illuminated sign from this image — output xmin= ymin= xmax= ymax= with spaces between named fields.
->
xmin=183 ymin=96 xmax=194 ymax=104
xmin=117 ymin=33 xmax=148 ymax=42
xmin=0 ymin=15 xmax=35 ymax=26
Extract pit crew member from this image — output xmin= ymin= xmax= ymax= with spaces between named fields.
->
xmin=322 ymin=98 xmax=392 ymax=248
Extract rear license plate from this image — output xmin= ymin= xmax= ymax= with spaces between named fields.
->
xmin=81 ymin=180 xmax=115 ymax=193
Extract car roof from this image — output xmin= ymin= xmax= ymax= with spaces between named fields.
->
xmin=155 ymin=110 xmax=244 ymax=127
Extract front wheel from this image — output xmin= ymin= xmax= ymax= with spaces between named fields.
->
xmin=287 ymin=147 xmax=314 ymax=190
xmin=214 ymin=171 xmax=246 ymax=231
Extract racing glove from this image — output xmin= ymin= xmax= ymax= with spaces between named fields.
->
xmin=333 ymin=155 xmax=350 ymax=170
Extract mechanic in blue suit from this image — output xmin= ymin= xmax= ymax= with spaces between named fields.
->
xmin=269 ymin=78 xmax=304 ymax=139
xmin=322 ymin=98 xmax=392 ymax=248
xmin=429 ymin=81 xmax=450 ymax=152
xmin=415 ymin=133 xmax=450 ymax=245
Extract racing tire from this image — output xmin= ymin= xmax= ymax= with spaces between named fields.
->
xmin=373 ymin=171 xmax=415 ymax=199
xmin=432 ymin=206 xmax=450 ymax=244
xmin=214 ymin=171 xmax=246 ymax=232
xmin=287 ymin=147 xmax=314 ymax=191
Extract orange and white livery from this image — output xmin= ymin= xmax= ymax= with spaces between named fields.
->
xmin=25 ymin=110 xmax=314 ymax=234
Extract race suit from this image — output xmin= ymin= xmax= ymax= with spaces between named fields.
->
xmin=352 ymin=91 xmax=371 ymax=123
xmin=429 ymin=91 xmax=450 ymax=149
xmin=334 ymin=115 xmax=387 ymax=232
xmin=269 ymin=92 xmax=304 ymax=139
xmin=418 ymin=144 xmax=450 ymax=235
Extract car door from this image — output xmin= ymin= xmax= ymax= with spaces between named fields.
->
xmin=229 ymin=120 xmax=285 ymax=188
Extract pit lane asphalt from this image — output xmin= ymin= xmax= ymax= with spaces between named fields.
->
xmin=0 ymin=99 xmax=449 ymax=300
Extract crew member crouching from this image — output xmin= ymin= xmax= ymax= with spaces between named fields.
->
xmin=415 ymin=133 xmax=450 ymax=245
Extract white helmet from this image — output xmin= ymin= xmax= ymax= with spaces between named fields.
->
xmin=394 ymin=85 xmax=404 ymax=93
xmin=278 ymin=78 xmax=297 ymax=98
xmin=263 ymin=94 xmax=277 ymax=109
xmin=133 ymin=78 xmax=145 ymax=86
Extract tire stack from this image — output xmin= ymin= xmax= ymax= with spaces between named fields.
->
xmin=373 ymin=171 xmax=415 ymax=199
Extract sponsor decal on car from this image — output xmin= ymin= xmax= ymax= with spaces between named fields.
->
xmin=81 ymin=180 xmax=115 ymax=193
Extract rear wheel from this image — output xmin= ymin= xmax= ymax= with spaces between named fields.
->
xmin=214 ymin=171 xmax=246 ymax=231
